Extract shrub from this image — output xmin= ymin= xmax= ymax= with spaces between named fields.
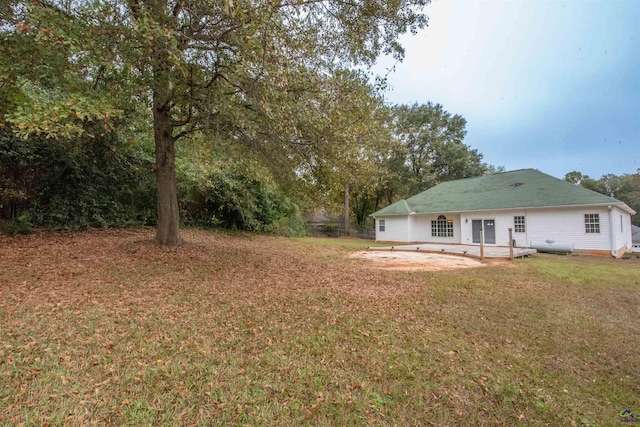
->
xmin=0 ymin=131 xmax=156 ymax=231
xmin=178 ymin=158 xmax=306 ymax=236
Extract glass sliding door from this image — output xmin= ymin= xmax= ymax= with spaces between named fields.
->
xmin=472 ymin=219 xmax=496 ymax=244
xmin=472 ymin=220 xmax=482 ymax=244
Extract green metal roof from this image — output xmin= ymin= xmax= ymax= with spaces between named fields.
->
xmin=371 ymin=169 xmax=635 ymax=217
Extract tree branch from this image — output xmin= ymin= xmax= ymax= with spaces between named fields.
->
xmin=173 ymin=125 xmax=204 ymax=141
xmin=171 ymin=109 xmax=192 ymax=127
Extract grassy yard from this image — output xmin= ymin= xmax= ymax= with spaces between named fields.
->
xmin=1 ymin=228 xmax=638 ymax=426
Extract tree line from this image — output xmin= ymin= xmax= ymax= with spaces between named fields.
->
xmin=0 ymin=93 xmax=497 ymax=235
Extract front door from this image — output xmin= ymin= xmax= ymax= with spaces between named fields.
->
xmin=472 ymin=219 xmax=496 ymax=244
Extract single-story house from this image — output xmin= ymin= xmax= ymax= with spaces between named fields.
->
xmin=632 ymin=224 xmax=640 ymax=253
xmin=371 ymin=169 xmax=636 ymax=258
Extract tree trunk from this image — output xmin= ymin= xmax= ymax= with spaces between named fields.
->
xmin=153 ymin=90 xmax=182 ymax=246
xmin=150 ymin=0 xmax=182 ymax=246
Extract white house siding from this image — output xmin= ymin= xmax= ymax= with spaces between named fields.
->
xmin=377 ymin=206 xmax=634 ymax=254
xmin=524 ymin=207 xmax=614 ymax=251
xmin=375 ymin=216 xmax=410 ymax=242
xmin=455 ymin=206 xmax=630 ymax=252
xmin=611 ymin=206 xmax=633 ymax=253
xmin=411 ymin=214 xmax=462 ymax=243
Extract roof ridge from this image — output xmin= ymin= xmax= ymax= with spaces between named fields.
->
xmin=438 ymin=169 xmax=537 ymax=185
xmin=370 ymin=168 xmax=635 ymax=217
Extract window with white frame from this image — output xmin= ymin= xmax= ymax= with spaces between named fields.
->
xmin=514 ymin=216 xmax=526 ymax=233
xmin=431 ymin=215 xmax=453 ymax=237
xmin=378 ymin=219 xmax=385 ymax=232
xmin=584 ymin=213 xmax=600 ymax=234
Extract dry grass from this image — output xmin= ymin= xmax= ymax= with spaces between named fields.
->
xmin=1 ymin=228 xmax=639 ymax=426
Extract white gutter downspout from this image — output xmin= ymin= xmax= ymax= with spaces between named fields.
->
xmin=608 ymin=205 xmax=616 ymax=257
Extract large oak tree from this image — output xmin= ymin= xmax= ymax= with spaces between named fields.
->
xmin=1 ymin=0 xmax=429 ymax=245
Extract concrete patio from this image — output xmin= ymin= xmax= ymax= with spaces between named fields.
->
xmin=368 ymin=243 xmax=537 ymax=259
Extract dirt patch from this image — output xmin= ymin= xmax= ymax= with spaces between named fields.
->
xmin=351 ymin=250 xmax=486 ymax=271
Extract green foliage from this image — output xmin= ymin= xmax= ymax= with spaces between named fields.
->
xmin=393 ymin=102 xmax=490 ymax=194
xmin=1 ymin=2 xmax=126 ymax=136
xmin=0 ymin=128 xmax=307 ymax=236
xmin=8 ymin=79 xmax=123 ymax=139
xmin=177 ymin=143 xmax=306 ymax=237
xmin=0 ymin=131 xmax=156 ymax=230
xmin=347 ymin=102 xmax=499 ymax=227
xmin=1 ymin=212 xmax=33 ymax=235
xmin=1 ymin=0 xmax=432 ymax=244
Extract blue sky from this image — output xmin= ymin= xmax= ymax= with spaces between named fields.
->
xmin=374 ymin=0 xmax=640 ymax=179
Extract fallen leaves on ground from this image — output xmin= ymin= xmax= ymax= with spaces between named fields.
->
xmin=0 ymin=228 xmax=638 ymax=426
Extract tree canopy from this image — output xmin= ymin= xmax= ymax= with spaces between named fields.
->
xmin=393 ymin=102 xmax=489 ymax=195
xmin=346 ymin=102 xmax=500 ymax=228
xmin=1 ymin=0 xmax=430 ymax=244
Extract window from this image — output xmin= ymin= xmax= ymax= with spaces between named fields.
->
xmin=585 ymin=213 xmax=600 ymax=234
xmin=378 ymin=219 xmax=385 ymax=232
xmin=431 ymin=215 xmax=454 ymax=237
xmin=514 ymin=216 xmax=526 ymax=233
xmin=621 ymin=215 xmax=623 ymax=233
